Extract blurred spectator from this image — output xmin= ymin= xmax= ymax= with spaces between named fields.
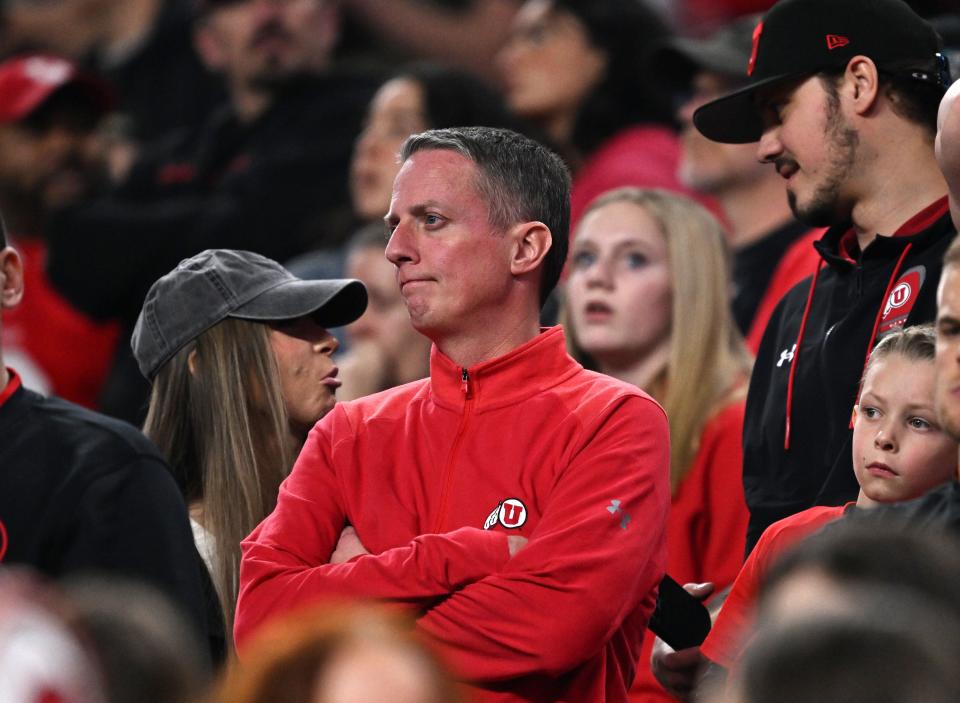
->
xmin=217 ymin=605 xmax=463 ymax=703
xmin=65 ymin=577 xmax=211 ymax=703
xmin=652 ymin=16 xmax=821 ymax=350
xmin=334 ymin=225 xmax=430 ymax=400
xmin=722 ymin=596 xmax=960 ymax=703
xmin=0 ymin=53 xmax=120 ymax=407
xmin=564 ymin=187 xmax=751 ymax=703
xmin=692 ymin=0 xmax=955 ymax=551
xmin=497 ymin=0 xmax=713 ymax=228
xmin=1 ymin=0 xmax=226 ymax=148
xmin=0 ymin=221 xmax=216 ymax=666
xmin=350 ymin=62 xmax=530 ymax=225
xmin=340 ymin=0 xmax=518 ymax=82
xmin=45 ymin=0 xmax=377 ymax=424
xmin=0 ymin=569 xmax=107 ymax=703
xmin=937 ymin=78 xmax=960 ymax=228
xmin=132 ymin=249 xmax=366 ymax=638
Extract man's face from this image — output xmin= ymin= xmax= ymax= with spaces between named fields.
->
xmin=384 ymin=149 xmax=515 ymax=339
xmin=677 ymin=71 xmax=770 ymax=194
xmin=0 ymin=99 xmax=104 ymax=218
xmin=756 ymin=75 xmax=858 ymax=227
xmin=935 ymin=265 xmax=960 ymax=441
xmin=199 ymin=0 xmax=337 ymax=89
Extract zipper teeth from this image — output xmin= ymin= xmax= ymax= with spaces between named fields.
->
xmin=433 ymin=386 xmax=473 ymax=533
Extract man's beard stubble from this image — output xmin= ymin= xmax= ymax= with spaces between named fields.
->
xmin=784 ymin=98 xmax=860 ymax=228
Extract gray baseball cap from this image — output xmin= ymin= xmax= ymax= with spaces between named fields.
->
xmin=651 ymin=14 xmax=760 ymax=88
xmin=132 ymin=249 xmax=368 ymax=380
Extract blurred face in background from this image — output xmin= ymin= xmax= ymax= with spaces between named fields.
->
xmin=567 ymin=200 xmax=672 ymax=369
xmin=676 ymin=71 xmax=770 ymax=194
xmin=197 ymin=0 xmax=338 ymax=89
xmin=495 ymin=0 xmax=606 ymax=140
xmin=350 ymin=78 xmax=429 ymax=222
xmin=0 ymin=91 xmax=106 ymax=226
xmin=346 ymin=243 xmax=429 ymax=378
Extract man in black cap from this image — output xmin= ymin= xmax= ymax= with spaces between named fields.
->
xmin=653 ymin=16 xmax=821 ymax=351
xmin=691 ymin=0 xmax=956 ymax=553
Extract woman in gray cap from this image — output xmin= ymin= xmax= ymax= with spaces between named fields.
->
xmin=131 ymin=249 xmax=367 ymax=641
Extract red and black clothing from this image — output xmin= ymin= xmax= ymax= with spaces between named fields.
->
xmin=0 ymin=370 xmax=223 ymax=664
xmin=236 ymin=327 xmax=671 ymax=703
xmin=742 ymin=199 xmax=956 ymax=551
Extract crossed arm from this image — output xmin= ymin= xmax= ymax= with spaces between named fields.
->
xmin=234 ymin=397 xmax=670 ymax=681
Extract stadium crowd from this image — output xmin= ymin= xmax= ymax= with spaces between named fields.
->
xmin=2 ymin=0 xmax=960 ymax=702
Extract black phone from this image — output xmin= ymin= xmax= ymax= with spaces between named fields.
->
xmin=647 ymin=574 xmax=712 ymax=650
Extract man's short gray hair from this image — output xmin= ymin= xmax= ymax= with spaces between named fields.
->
xmin=400 ymin=126 xmax=570 ymax=306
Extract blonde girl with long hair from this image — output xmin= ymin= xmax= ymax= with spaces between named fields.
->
xmin=132 ymin=249 xmax=367 ymax=648
xmin=564 ymin=187 xmax=752 ymax=702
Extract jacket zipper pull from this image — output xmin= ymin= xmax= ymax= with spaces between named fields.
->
xmin=461 ymin=368 xmax=469 ymax=395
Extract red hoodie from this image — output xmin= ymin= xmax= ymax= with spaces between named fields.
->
xmin=236 ymin=326 xmax=671 ymax=702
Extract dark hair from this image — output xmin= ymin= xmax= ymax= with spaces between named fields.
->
xmin=818 ymin=62 xmax=942 ymax=136
xmin=398 ymin=62 xmax=531 ymax=135
xmin=400 ymin=127 xmax=570 ymax=306
xmin=0 ymin=210 xmax=6 ymax=248
xmin=552 ymin=0 xmax=675 ymax=154
xmin=763 ymin=520 xmax=960 ymax=621
xmin=737 ymin=602 xmax=960 ymax=703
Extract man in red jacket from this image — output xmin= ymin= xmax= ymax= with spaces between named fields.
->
xmin=235 ymin=126 xmax=672 ymax=702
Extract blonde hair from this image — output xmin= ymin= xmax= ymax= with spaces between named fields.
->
xmin=143 ymin=318 xmax=296 ymax=635
xmin=567 ymin=188 xmax=753 ymax=492
xmin=862 ymin=324 xmax=936 ymax=385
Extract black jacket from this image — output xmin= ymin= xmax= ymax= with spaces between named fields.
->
xmin=743 ymin=203 xmax=957 ymax=552
xmin=0 ymin=374 xmax=223 ymax=663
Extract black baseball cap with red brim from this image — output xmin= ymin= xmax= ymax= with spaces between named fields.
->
xmin=693 ymin=0 xmax=950 ymax=145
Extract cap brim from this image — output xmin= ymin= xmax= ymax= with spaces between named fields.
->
xmin=692 ymin=72 xmax=799 ymax=144
xmin=231 ymin=278 xmax=368 ymax=328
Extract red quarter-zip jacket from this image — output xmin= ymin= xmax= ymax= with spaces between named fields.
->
xmin=236 ymin=326 xmax=671 ymax=702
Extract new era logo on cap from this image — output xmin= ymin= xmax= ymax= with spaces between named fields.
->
xmin=826 ymin=34 xmax=850 ymax=50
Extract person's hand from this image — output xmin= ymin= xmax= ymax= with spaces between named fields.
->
xmin=331 ymin=526 xmax=370 ymax=564
xmin=650 ymin=582 xmax=714 ymax=700
xmin=507 ymin=535 xmax=528 ymax=557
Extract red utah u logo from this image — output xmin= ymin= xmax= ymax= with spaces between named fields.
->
xmin=498 ymin=499 xmax=528 ymax=529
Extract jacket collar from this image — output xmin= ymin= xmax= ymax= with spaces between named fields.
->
xmin=815 ymin=197 xmax=951 ymax=269
xmin=429 ymin=326 xmax=582 ymax=412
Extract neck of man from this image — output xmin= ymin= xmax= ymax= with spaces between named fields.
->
xmin=719 ymin=172 xmax=796 ymax=249
xmin=231 ymin=80 xmax=274 ymax=124
xmin=434 ymin=309 xmax=541 ymax=369
xmin=850 ymin=132 xmax=948 ymax=251
xmin=596 ymin=341 xmax=670 ymax=396
xmin=100 ymin=0 xmax=163 ymax=63
xmin=0 ymin=345 xmax=8 ymax=392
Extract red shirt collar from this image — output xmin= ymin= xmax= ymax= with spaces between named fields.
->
xmin=837 ymin=196 xmax=950 ymax=263
xmin=0 ymin=369 xmax=21 ymax=409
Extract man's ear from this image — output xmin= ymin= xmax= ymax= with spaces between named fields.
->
xmin=844 ymin=55 xmax=881 ymax=117
xmin=0 ymin=247 xmax=24 ymax=310
xmin=509 ymin=221 xmax=552 ymax=278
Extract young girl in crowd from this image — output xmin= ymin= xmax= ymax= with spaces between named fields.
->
xmin=699 ymin=324 xmax=959 ymax=676
xmin=564 ymin=187 xmax=753 ymax=701
xmin=131 ymin=249 xmax=367 ymax=640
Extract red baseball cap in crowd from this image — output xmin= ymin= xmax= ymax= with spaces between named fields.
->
xmin=693 ymin=0 xmax=950 ymax=144
xmin=0 ymin=53 xmax=114 ymax=124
